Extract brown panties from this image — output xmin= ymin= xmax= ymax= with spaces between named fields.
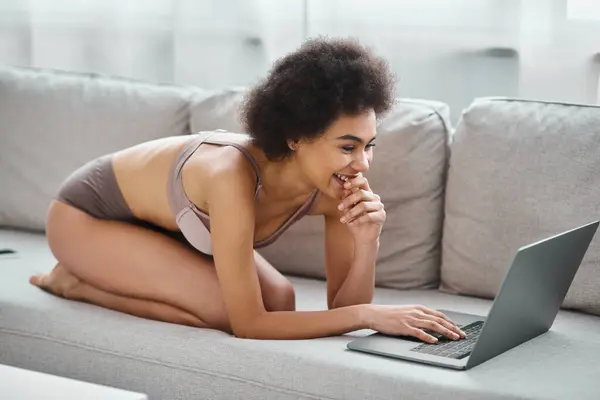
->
xmin=54 ymin=154 xmax=189 ymax=245
xmin=55 ymin=154 xmax=135 ymax=221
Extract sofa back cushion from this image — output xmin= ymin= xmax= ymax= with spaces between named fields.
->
xmin=191 ymin=92 xmax=452 ymax=289
xmin=189 ymin=87 xmax=247 ymax=134
xmin=0 ymin=66 xmax=197 ymax=231
xmin=441 ymin=98 xmax=600 ymax=316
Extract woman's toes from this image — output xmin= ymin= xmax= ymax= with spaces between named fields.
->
xmin=29 ymin=264 xmax=58 ymax=287
xmin=29 ymin=273 xmax=45 ymax=287
xmin=29 ymin=263 xmax=80 ymax=298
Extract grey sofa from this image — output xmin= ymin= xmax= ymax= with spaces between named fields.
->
xmin=1 ymin=65 xmax=600 ymax=400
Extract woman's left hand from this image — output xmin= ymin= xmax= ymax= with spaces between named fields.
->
xmin=337 ymin=174 xmax=386 ymax=244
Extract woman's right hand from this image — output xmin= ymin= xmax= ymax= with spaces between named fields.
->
xmin=368 ymin=304 xmax=466 ymax=343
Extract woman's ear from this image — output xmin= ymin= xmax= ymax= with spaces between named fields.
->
xmin=287 ymin=139 xmax=298 ymax=151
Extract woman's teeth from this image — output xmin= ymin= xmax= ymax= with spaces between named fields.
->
xmin=334 ymin=173 xmax=349 ymax=182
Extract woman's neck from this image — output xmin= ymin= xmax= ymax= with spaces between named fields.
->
xmin=254 ymin=151 xmax=316 ymax=204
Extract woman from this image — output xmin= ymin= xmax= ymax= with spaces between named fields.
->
xmin=30 ymin=37 xmax=466 ymax=343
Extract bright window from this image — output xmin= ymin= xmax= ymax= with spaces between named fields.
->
xmin=567 ymin=0 xmax=600 ymax=21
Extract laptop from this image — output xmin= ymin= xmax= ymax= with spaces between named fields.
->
xmin=347 ymin=219 xmax=599 ymax=370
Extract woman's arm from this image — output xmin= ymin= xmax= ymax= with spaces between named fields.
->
xmin=208 ymin=161 xmax=463 ymax=341
xmin=206 ymin=156 xmax=464 ymax=342
xmin=207 ymin=159 xmax=372 ymax=340
xmin=313 ymin=173 xmax=384 ymax=310
xmin=323 ymin=211 xmax=378 ymax=310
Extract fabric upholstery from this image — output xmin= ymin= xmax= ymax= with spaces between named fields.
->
xmin=2 ymin=229 xmax=599 ymax=400
xmin=0 ymin=66 xmax=198 ymax=231
xmin=441 ymin=97 xmax=600 ymax=316
xmin=189 ymin=87 xmax=247 ymax=134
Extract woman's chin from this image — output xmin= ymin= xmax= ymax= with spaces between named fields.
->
xmin=327 ymin=176 xmax=346 ymax=199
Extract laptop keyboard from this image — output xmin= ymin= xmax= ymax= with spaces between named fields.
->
xmin=409 ymin=320 xmax=484 ymax=360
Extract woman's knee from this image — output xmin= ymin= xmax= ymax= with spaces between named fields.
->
xmin=264 ymin=279 xmax=296 ymax=312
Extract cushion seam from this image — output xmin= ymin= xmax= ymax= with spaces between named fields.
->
xmin=397 ymin=99 xmax=453 ymax=142
xmin=474 ymin=96 xmax=600 ymax=110
xmin=0 ymin=327 xmax=336 ymax=400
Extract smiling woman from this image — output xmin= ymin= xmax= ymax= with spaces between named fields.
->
xmin=29 ymin=36 xmax=466 ymax=343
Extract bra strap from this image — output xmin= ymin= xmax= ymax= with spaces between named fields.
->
xmin=203 ymin=134 xmax=262 ymax=200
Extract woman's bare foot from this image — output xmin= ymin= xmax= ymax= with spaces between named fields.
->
xmin=29 ymin=263 xmax=82 ymax=299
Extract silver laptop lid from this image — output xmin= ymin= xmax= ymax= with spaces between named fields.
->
xmin=466 ymin=220 xmax=599 ymax=369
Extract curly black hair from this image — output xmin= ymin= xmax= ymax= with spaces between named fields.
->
xmin=239 ymin=36 xmax=396 ymax=161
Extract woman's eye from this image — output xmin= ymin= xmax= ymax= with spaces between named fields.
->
xmin=341 ymin=143 xmax=376 ymax=152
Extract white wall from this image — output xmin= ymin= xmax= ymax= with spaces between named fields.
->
xmin=306 ymin=0 xmax=600 ymax=120
xmin=1 ymin=0 xmax=599 ymax=121
xmin=307 ymin=0 xmax=522 ymax=121
xmin=518 ymin=0 xmax=600 ymax=106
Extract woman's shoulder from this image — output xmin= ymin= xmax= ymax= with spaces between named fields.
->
xmin=184 ymin=139 xmax=260 ymax=212
xmin=191 ymin=134 xmax=258 ymax=184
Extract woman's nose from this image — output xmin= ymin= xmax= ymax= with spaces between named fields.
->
xmin=353 ymin=152 xmax=370 ymax=172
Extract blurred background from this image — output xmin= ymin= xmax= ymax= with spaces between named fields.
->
xmin=2 ymin=0 xmax=600 ymax=123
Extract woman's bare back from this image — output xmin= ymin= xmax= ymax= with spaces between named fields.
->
xmin=109 ymin=132 xmax=321 ymax=240
xmin=110 ymin=135 xmax=191 ymax=230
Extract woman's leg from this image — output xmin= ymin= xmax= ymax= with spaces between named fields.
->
xmin=30 ymin=200 xmax=295 ymax=332
xmin=32 ymin=263 xmax=208 ymax=327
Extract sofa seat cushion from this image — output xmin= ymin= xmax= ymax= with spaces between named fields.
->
xmin=441 ymin=98 xmax=600 ymax=317
xmin=2 ymin=229 xmax=600 ymax=400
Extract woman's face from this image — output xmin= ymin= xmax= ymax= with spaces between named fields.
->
xmin=294 ymin=109 xmax=377 ymax=200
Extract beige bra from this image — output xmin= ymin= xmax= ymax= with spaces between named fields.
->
xmin=166 ymin=130 xmax=320 ymax=255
